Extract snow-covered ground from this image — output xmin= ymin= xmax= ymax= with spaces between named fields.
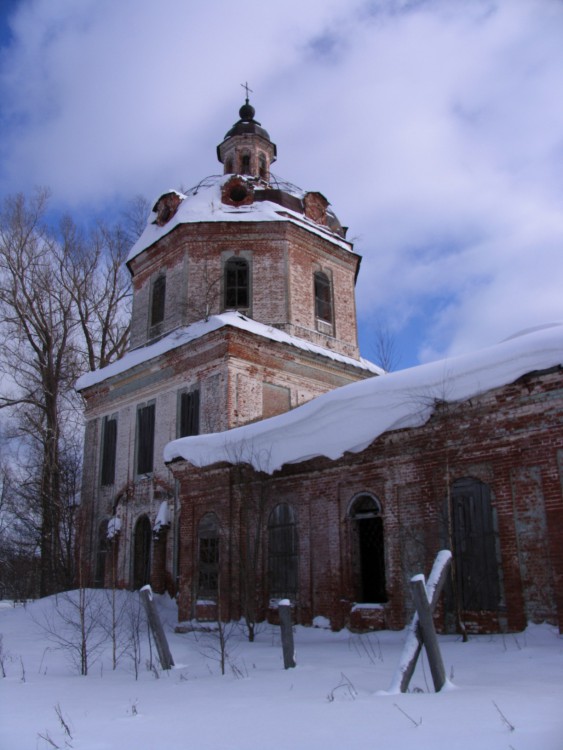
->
xmin=1 ymin=592 xmax=562 ymax=749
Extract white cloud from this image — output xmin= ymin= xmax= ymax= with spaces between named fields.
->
xmin=0 ymin=0 xmax=562 ymax=366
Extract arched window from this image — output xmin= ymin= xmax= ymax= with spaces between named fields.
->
xmin=350 ymin=494 xmax=386 ymax=603
xmin=268 ymin=504 xmax=298 ymax=599
xmin=450 ymin=478 xmax=500 ymax=611
xmin=133 ymin=515 xmax=152 ymax=589
xmin=225 ymin=157 xmax=234 ymax=174
xmin=314 ymin=271 xmax=332 ymax=324
xmin=224 ymin=257 xmax=249 ymax=310
xmin=241 ymin=153 xmax=251 ymax=175
xmin=94 ymin=519 xmax=109 ymax=588
xmin=198 ymin=513 xmax=219 ymax=597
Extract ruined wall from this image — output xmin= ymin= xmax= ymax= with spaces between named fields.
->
xmin=171 ymin=367 xmax=563 ymax=634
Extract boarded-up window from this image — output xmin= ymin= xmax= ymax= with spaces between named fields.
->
xmin=224 ymin=257 xmax=249 ymax=309
xmin=150 ymin=275 xmax=166 ymax=327
xmin=268 ymin=504 xmax=298 ymax=599
xmin=136 ymin=403 xmax=155 ymax=475
xmin=100 ymin=415 xmax=117 ymax=486
xmin=133 ymin=515 xmax=152 ymax=589
xmin=198 ymin=513 xmax=219 ymax=597
xmin=350 ymin=494 xmax=386 ymax=603
xmin=450 ymin=478 xmax=500 ymax=611
xmin=262 ymin=383 xmax=290 ymax=419
xmin=179 ymin=389 xmax=200 ymax=437
xmin=314 ymin=271 xmax=332 ymax=324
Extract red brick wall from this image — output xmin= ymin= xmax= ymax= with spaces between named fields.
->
xmin=170 ymin=367 xmax=563 ymax=633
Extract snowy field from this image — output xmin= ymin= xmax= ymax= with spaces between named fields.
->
xmin=1 ymin=591 xmax=562 ymax=750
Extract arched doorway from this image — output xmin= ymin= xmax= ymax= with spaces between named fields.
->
xmin=350 ymin=494 xmax=386 ymax=603
xmin=133 ymin=515 xmax=152 ymax=589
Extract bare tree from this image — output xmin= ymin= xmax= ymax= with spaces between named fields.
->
xmin=0 ymin=189 xmax=133 ymax=596
xmin=372 ymin=321 xmax=401 ymax=372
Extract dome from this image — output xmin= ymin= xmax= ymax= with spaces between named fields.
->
xmin=223 ymin=100 xmax=272 ymax=142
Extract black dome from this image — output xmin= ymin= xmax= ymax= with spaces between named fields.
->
xmin=224 ymin=100 xmax=271 ymax=141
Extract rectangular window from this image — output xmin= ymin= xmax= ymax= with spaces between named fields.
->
xmin=100 ymin=415 xmax=117 ymax=486
xmin=150 ymin=275 xmax=166 ymax=328
xmin=136 ymin=402 xmax=155 ymax=475
xmin=179 ymin=389 xmax=200 ymax=437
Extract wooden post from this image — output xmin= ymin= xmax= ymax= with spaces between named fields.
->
xmin=140 ymin=585 xmax=174 ymax=670
xmin=278 ymin=599 xmax=296 ymax=669
xmin=410 ymin=576 xmax=446 ymax=692
xmin=388 ymin=550 xmax=451 ymax=693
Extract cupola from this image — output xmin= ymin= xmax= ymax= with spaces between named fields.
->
xmin=217 ymin=98 xmax=277 ymax=182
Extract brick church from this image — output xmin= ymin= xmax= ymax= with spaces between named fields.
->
xmin=77 ymin=98 xmax=563 ymax=635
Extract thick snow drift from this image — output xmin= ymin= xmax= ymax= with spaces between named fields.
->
xmin=164 ymin=322 xmax=563 ymax=474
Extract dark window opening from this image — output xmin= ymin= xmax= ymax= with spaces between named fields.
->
xmin=100 ymin=415 xmax=117 ymax=486
xmin=259 ymin=154 xmax=267 ymax=179
xmin=133 ymin=515 xmax=152 ymax=589
xmin=241 ymin=153 xmax=251 ymax=175
xmin=268 ymin=504 xmax=298 ymax=599
xmin=229 ymin=184 xmax=248 ymax=202
xmin=450 ymin=478 xmax=500 ymax=611
xmin=179 ymin=389 xmax=200 ymax=437
xmin=198 ymin=514 xmax=219 ymax=597
xmin=150 ymin=275 xmax=166 ymax=327
xmin=94 ymin=519 xmax=109 ymax=588
xmin=225 ymin=157 xmax=234 ymax=173
xmin=314 ymin=271 xmax=332 ymax=324
xmin=350 ymin=494 xmax=386 ymax=603
xmin=224 ymin=257 xmax=249 ymax=309
xmin=136 ymin=403 xmax=155 ymax=475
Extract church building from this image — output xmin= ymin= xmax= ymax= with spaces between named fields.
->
xmin=77 ymin=98 xmax=563 ymax=635
xmin=76 ymin=98 xmax=380 ymax=599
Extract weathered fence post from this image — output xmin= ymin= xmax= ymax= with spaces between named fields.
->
xmin=278 ymin=599 xmax=296 ymax=669
xmin=140 ymin=585 xmax=174 ymax=670
xmin=410 ymin=575 xmax=446 ymax=692
xmin=388 ymin=549 xmax=452 ymax=693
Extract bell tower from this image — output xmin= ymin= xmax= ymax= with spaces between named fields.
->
xmin=217 ymin=96 xmax=277 ymax=181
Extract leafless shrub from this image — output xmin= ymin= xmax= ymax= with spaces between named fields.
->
xmin=326 ymin=672 xmax=358 ymax=702
xmin=34 ymin=589 xmax=106 ymax=675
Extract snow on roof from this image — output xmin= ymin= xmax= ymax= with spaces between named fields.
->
xmin=163 ymin=322 xmax=563 ymax=475
xmin=126 ymin=175 xmax=352 ymax=264
xmin=75 ymin=311 xmax=381 ymax=391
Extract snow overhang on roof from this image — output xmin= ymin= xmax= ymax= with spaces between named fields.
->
xmin=163 ymin=322 xmax=563 ymax=476
xmin=75 ymin=311 xmax=381 ymax=392
xmin=126 ymin=175 xmax=352 ymax=265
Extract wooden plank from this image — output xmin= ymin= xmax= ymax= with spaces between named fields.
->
xmin=140 ymin=586 xmax=174 ymax=670
xmin=388 ymin=549 xmax=451 ymax=693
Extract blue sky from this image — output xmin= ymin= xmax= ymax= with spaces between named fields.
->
xmin=0 ymin=0 xmax=562 ymax=369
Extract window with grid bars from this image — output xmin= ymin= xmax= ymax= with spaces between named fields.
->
xmin=268 ymin=504 xmax=298 ymax=599
xmin=314 ymin=271 xmax=332 ymax=324
xmin=224 ymin=257 xmax=249 ymax=310
xmin=198 ymin=513 xmax=219 ymax=597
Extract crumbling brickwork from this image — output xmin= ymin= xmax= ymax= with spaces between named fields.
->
xmin=169 ymin=367 xmax=563 ymax=634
